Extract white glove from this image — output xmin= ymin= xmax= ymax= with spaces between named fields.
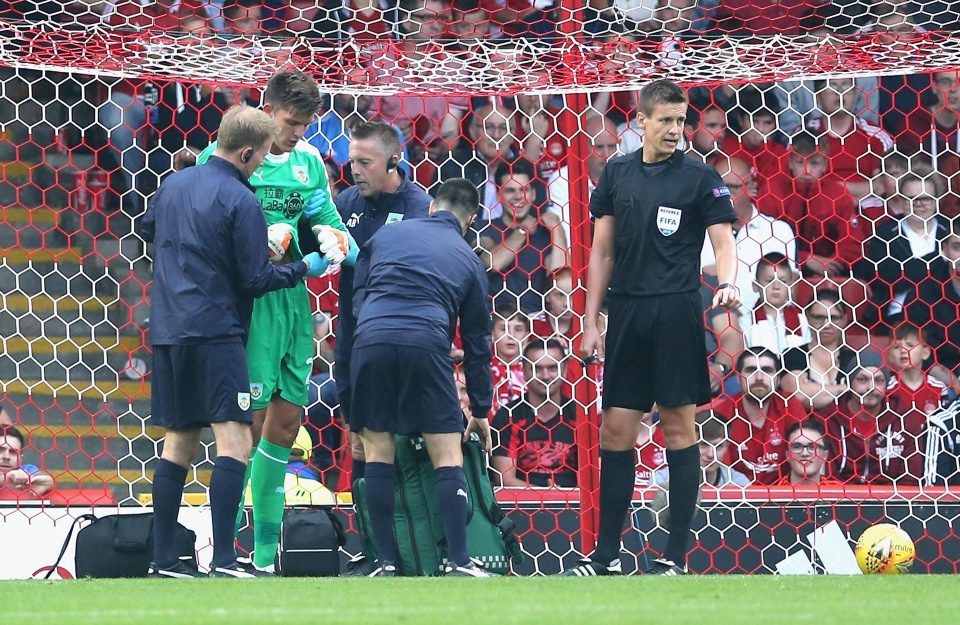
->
xmin=312 ymin=225 xmax=348 ymax=265
xmin=266 ymin=223 xmax=294 ymax=263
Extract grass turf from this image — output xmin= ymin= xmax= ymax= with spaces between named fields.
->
xmin=2 ymin=576 xmax=957 ymax=625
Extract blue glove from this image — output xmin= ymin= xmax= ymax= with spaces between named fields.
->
xmin=344 ymin=230 xmax=360 ymax=267
xmin=302 ymin=252 xmax=329 ymax=278
xmin=302 ymin=187 xmax=332 ymax=219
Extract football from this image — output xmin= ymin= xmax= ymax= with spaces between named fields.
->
xmin=854 ymin=523 xmax=915 ymax=574
xmin=267 ymin=222 xmax=294 ymax=263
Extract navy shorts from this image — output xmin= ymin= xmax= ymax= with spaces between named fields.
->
xmin=602 ymin=291 xmax=711 ymax=412
xmin=151 ymin=341 xmax=253 ymax=430
xmin=349 ymin=344 xmax=463 ymax=435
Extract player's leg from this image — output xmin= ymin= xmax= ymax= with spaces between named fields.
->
xmin=359 ymin=428 xmax=398 ymax=575
xmin=647 ymin=292 xmax=712 ymax=574
xmin=209 ymin=420 xmax=253 ymax=572
xmin=243 ymin=288 xmax=300 ymax=568
xmin=656 ymin=404 xmax=699 ymax=573
xmin=350 ymin=344 xmax=400 ymax=576
xmin=422 ymin=432 xmax=477 ymax=575
xmin=593 ymin=407 xmax=647 ymax=566
xmin=563 ymin=295 xmax=648 ymax=576
xmin=249 ymin=396 xmax=301 ymax=569
xmin=149 ymin=343 xmax=204 ymax=577
xmin=153 ymin=428 xmax=201 ymax=574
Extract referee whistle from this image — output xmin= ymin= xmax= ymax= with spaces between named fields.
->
xmin=580 ymin=355 xmax=599 ymax=367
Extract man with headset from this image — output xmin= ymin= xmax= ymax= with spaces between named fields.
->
xmin=333 ymin=120 xmax=432 ymax=574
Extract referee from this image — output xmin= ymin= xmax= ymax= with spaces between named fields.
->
xmin=350 ymin=179 xmax=494 ymax=577
xmin=563 ymin=80 xmax=741 ymax=577
xmin=141 ymin=105 xmax=326 ymax=578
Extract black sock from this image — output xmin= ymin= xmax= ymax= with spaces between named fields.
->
xmin=152 ymin=459 xmax=188 ymax=569
xmin=209 ymin=456 xmax=247 ymax=568
xmin=435 ymin=466 xmax=470 ymax=567
xmin=663 ymin=444 xmax=701 ymax=566
xmin=351 ymin=459 xmax=366 ymax=492
xmin=593 ymin=449 xmax=636 ymax=564
xmin=365 ymin=462 xmax=398 ymax=565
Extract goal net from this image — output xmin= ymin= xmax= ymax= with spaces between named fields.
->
xmin=1 ymin=0 xmax=959 ymax=576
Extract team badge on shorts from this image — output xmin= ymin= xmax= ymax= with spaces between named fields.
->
xmin=656 ymin=206 xmax=682 ymax=236
xmin=250 ymin=383 xmax=263 ymax=401
xmin=237 ymin=392 xmax=251 ymax=411
xmin=293 ymin=166 xmax=309 ymax=185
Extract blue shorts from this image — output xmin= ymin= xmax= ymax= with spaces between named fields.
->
xmin=349 ymin=344 xmax=463 ymax=435
xmin=151 ymin=341 xmax=253 ymax=430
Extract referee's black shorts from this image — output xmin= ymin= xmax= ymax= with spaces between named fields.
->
xmin=151 ymin=341 xmax=253 ymax=430
xmin=349 ymin=344 xmax=463 ymax=435
xmin=603 ymin=291 xmax=711 ymax=412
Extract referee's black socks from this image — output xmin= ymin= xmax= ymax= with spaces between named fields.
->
xmin=663 ymin=443 xmax=701 ymax=567
xmin=152 ymin=459 xmax=188 ymax=569
xmin=594 ymin=449 xmax=637 ymax=565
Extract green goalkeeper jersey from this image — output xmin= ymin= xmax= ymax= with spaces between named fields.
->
xmin=197 ymin=140 xmax=346 ymax=260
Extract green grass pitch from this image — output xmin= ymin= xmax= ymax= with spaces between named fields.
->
xmin=2 ymin=576 xmax=958 ymax=625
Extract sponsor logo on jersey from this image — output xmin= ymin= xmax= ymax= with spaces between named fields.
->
xmin=293 ymin=165 xmax=309 ymax=185
xmin=712 ymin=186 xmax=731 ymax=197
xmin=385 ymin=212 xmax=404 ymax=225
xmin=347 ymin=212 xmax=361 ymax=228
xmin=237 ymin=392 xmax=251 ymax=411
xmin=656 ymin=206 xmax=682 ymax=236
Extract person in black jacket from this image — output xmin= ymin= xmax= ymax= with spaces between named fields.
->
xmin=856 ymin=173 xmax=951 ymax=330
xmin=350 ymin=179 xmax=494 ymax=577
xmin=332 ymin=120 xmax=432 ymax=490
xmin=140 ymin=105 xmax=326 ymax=579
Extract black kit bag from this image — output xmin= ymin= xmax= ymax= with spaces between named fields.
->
xmin=275 ymin=506 xmax=346 ymax=577
xmin=46 ymin=512 xmax=197 ymax=579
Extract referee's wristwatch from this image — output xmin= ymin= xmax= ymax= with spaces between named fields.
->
xmin=717 ymin=283 xmax=739 ymax=292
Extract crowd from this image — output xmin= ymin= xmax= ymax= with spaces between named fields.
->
xmin=2 ymin=0 xmax=960 ymax=496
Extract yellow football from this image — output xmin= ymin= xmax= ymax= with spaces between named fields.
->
xmin=854 ymin=523 xmax=915 ymax=574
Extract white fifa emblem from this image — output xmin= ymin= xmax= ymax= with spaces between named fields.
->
xmin=656 ymin=206 xmax=682 ymax=236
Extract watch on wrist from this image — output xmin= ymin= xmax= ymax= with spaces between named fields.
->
xmin=717 ymin=283 xmax=738 ymax=291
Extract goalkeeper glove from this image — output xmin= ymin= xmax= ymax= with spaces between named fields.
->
xmin=312 ymin=225 xmax=349 ymax=265
xmin=302 ymin=252 xmax=330 ymax=278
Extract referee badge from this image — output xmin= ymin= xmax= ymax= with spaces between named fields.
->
xmin=656 ymin=206 xmax=682 ymax=236
xmin=237 ymin=392 xmax=251 ymax=411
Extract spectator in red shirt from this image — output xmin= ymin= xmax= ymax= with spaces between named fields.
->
xmin=721 ymin=87 xmax=788 ymax=193
xmin=491 ymin=339 xmax=577 ymax=488
xmin=763 ymin=131 xmax=869 ymax=280
xmin=807 ymin=77 xmax=894 ymax=201
xmin=719 ymin=348 xmax=809 ymax=484
xmin=827 ymin=351 xmax=927 ymax=485
xmin=886 ymin=324 xmax=950 ymax=416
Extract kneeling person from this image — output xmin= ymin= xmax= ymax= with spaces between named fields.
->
xmin=351 ymin=179 xmax=494 ymax=577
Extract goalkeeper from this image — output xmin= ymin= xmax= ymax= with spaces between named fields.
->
xmin=198 ymin=68 xmax=356 ymax=573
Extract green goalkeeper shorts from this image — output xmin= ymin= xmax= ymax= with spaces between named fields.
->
xmin=246 ymin=282 xmax=314 ymax=410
